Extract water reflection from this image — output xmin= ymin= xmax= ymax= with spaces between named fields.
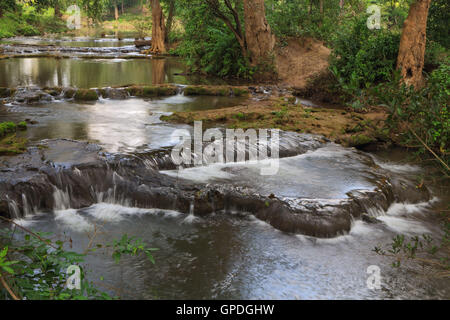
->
xmin=0 ymin=57 xmax=223 ymax=88
xmin=4 ymin=97 xmax=244 ymax=152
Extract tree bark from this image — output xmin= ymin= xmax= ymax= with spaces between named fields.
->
xmin=243 ymin=0 xmax=275 ymax=66
xmin=150 ymin=0 xmax=166 ymax=54
xmin=397 ymin=0 xmax=432 ymax=88
xmin=114 ymin=4 xmax=119 ymax=21
xmin=206 ymin=0 xmax=247 ymax=60
xmin=165 ymin=0 xmax=176 ymax=43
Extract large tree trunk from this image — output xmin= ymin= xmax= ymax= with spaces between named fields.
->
xmin=150 ymin=0 xmax=166 ymax=54
xmin=114 ymin=4 xmax=119 ymax=20
xmin=396 ymin=0 xmax=431 ymax=88
xmin=243 ymin=0 xmax=275 ymax=66
xmin=165 ymin=0 xmax=176 ymax=43
xmin=54 ymin=3 xmax=62 ymax=18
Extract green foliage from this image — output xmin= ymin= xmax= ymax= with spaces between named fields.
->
xmin=111 ymin=234 xmax=158 ymax=264
xmin=0 ymin=226 xmax=157 ymax=300
xmin=0 ymin=5 xmax=67 ymax=38
xmin=0 ymin=122 xmax=17 ymax=138
xmin=266 ymin=0 xmax=342 ymax=41
xmin=131 ymin=16 xmax=152 ymax=38
xmin=175 ymin=0 xmax=253 ymax=79
xmin=330 ymin=15 xmax=400 ymax=89
xmin=374 ymin=232 xmax=448 ymax=272
xmin=372 ymin=66 xmax=449 ymax=169
xmin=427 ymin=0 xmax=450 ymax=49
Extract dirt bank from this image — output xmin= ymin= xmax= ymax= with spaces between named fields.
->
xmin=275 ymin=37 xmax=331 ymax=88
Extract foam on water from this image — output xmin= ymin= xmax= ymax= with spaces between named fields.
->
xmin=54 ymin=209 xmax=94 ymax=233
xmin=385 ymin=198 xmax=439 ymax=216
xmin=377 ymin=216 xmax=430 ymax=235
xmin=85 ymin=203 xmax=183 ymax=223
xmin=85 ymin=203 xmax=152 ymax=222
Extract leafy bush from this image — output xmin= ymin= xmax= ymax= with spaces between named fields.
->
xmin=372 ymin=66 xmax=449 ymax=169
xmin=0 ymin=6 xmax=66 ymax=38
xmin=330 ymin=15 xmax=400 ymax=89
xmin=265 ymin=0 xmax=341 ymax=42
xmin=132 ymin=17 xmax=152 ymax=39
xmin=428 ymin=0 xmax=450 ymax=49
xmin=175 ymin=1 xmax=253 ymax=79
xmin=0 ymin=225 xmax=158 ymax=300
xmin=0 ymin=122 xmax=17 ymax=137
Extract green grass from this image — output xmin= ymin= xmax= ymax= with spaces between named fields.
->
xmin=0 ymin=8 xmax=67 ymax=39
xmin=0 ymin=121 xmax=28 ymax=155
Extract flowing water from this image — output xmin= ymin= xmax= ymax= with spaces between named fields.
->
xmin=0 ymin=38 xmax=449 ymax=300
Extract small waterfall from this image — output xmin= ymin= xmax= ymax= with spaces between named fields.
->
xmin=6 ymin=196 xmax=20 ymax=219
xmin=176 ymin=85 xmax=187 ymax=96
xmin=53 ymin=187 xmax=71 ymax=210
xmin=89 ymin=172 xmax=131 ymax=207
xmin=183 ymin=199 xmax=198 ymax=223
xmin=21 ymin=193 xmax=33 ymax=216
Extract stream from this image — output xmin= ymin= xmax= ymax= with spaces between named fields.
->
xmin=0 ymin=38 xmax=449 ymax=300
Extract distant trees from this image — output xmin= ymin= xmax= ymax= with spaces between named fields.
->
xmin=0 ymin=0 xmax=16 ymax=17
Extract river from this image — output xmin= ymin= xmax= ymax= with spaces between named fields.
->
xmin=0 ymin=37 xmax=448 ymax=300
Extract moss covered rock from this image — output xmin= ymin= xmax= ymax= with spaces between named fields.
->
xmin=64 ymin=88 xmax=77 ymax=99
xmin=348 ymin=134 xmax=377 ymax=147
xmin=74 ymin=89 xmax=99 ymax=101
xmin=0 ymin=87 xmax=14 ymax=98
xmin=125 ymin=85 xmax=177 ymax=97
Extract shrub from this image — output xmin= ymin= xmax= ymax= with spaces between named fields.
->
xmin=175 ymin=1 xmax=254 ymax=79
xmin=330 ymin=15 xmax=400 ymax=89
xmin=0 ymin=122 xmax=17 ymax=137
xmin=372 ymin=67 xmax=449 ymax=169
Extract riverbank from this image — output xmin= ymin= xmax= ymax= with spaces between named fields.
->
xmin=162 ymin=93 xmax=389 ymax=149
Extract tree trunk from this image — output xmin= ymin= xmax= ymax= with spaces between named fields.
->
xmin=165 ymin=0 xmax=175 ymax=43
xmin=150 ymin=0 xmax=166 ymax=54
xmin=243 ymin=0 xmax=275 ymax=66
xmin=114 ymin=4 xmax=119 ymax=20
xmin=396 ymin=0 xmax=431 ymax=88
xmin=54 ymin=4 xmax=62 ymax=18
xmin=121 ymin=1 xmax=124 ymax=14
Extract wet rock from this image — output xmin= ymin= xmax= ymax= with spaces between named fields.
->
xmin=184 ymin=86 xmax=249 ymax=97
xmin=125 ymin=85 xmax=177 ymax=97
xmin=361 ymin=213 xmax=382 ymax=224
xmin=0 ymin=137 xmax=433 ymax=238
xmin=74 ymin=89 xmax=99 ymax=101
xmin=63 ymin=87 xmax=76 ymax=99
xmin=0 ymin=87 xmax=14 ymax=98
xmin=100 ymin=88 xmax=130 ymax=99
xmin=12 ymin=88 xmax=53 ymax=104
xmin=347 ymin=134 xmax=377 ymax=148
